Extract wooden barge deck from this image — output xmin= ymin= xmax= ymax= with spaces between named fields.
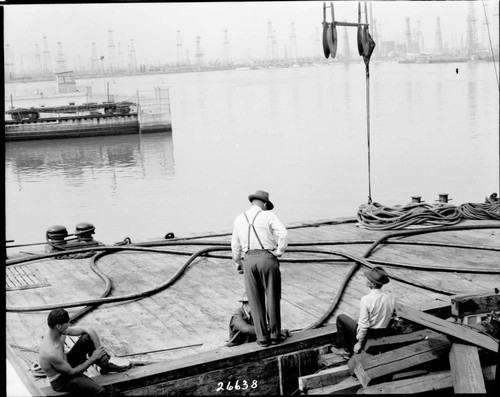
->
xmin=5 ymin=218 xmax=500 ymax=395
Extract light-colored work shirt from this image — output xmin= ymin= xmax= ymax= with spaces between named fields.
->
xmin=356 ymin=288 xmax=395 ymax=341
xmin=231 ymin=205 xmax=288 ymax=261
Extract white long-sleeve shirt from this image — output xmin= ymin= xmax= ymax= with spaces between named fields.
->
xmin=356 ymin=288 xmax=395 ymax=341
xmin=231 ymin=205 xmax=288 ymax=261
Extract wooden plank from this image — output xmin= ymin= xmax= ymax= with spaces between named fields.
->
xmin=319 ymin=352 xmax=347 ymax=367
xmin=364 ymin=329 xmax=441 ymax=353
xmin=307 ymin=376 xmax=361 ymax=395
xmin=396 ymin=302 xmax=499 ymax=352
xmin=299 ymin=365 xmax=351 ymax=392
xmin=358 ymin=364 xmax=496 ymax=394
xmin=451 ymin=289 xmax=500 ymax=316
xmin=348 ymin=335 xmax=451 ymax=387
xmin=449 ymin=343 xmax=486 ymax=393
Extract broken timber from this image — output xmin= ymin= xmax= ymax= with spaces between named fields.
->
xmin=396 ymin=302 xmax=499 ymax=353
xmin=347 ymin=335 xmax=451 ymax=387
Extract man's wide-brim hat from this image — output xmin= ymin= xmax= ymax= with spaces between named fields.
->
xmin=248 ymin=190 xmax=274 ymax=210
xmin=364 ymin=266 xmax=390 ymax=285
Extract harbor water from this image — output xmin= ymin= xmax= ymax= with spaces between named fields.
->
xmin=4 ymin=61 xmax=499 ymax=249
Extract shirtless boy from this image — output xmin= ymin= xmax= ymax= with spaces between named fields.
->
xmin=39 ymin=308 xmax=128 ymax=396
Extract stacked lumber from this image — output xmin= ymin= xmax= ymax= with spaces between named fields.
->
xmin=299 ymin=290 xmax=499 ymax=394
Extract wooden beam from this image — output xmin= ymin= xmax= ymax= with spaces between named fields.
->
xmin=391 ymin=369 xmax=428 ymax=381
xmin=396 ymin=302 xmax=499 ymax=353
xmin=451 ymin=289 xmax=500 ymax=316
xmin=299 ymin=365 xmax=351 ymax=392
xmin=449 ymin=343 xmax=486 ymax=393
xmin=364 ymin=329 xmax=441 ymax=353
xmin=44 ymin=325 xmax=337 ymax=395
xmin=348 ymin=335 xmax=451 ymax=387
xmin=307 ymin=376 xmax=361 ymax=395
xmin=358 ymin=364 xmax=496 ymax=394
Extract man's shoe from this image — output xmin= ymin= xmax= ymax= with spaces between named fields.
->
xmin=100 ymin=360 xmax=131 ymax=375
xmin=256 ymin=340 xmax=271 ymax=347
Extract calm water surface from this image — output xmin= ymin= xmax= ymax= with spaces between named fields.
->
xmin=5 ymin=62 xmax=499 ymax=248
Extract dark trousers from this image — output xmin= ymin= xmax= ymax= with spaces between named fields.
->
xmin=244 ymin=250 xmax=281 ymax=342
xmin=336 ymin=314 xmax=393 ymax=353
xmin=50 ymin=334 xmax=108 ymax=397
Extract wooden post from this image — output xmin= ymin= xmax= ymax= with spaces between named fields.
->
xmin=449 ymin=343 xmax=486 ymax=393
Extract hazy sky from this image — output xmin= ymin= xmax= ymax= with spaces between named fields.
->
xmin=3 ymin=1 xmax=498 ymax=66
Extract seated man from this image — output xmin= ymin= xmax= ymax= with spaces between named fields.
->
xmin=333 ymin=266 xmax=396 ymax=359
xmin=39 ymin=308 xmax=129 ymax=396
xmin=227 ymin=293 xmax=257 ymax=346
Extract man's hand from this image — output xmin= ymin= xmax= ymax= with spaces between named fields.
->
xmin=235 ymin=262 xmax=243 ymax=274
xmin=353 ymin=342 xmax=363 ymax=354
xmin=90 ymin=346 xmax=107 ymax=363
xmin=270 ymin=250 xmax=282 ymax=257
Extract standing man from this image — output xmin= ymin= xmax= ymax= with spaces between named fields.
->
xmin=231 ymin=190 xmax=288 ymax=347
xmin=333 ymin=266 xmax=396 ymax=359
xmin=39 ymin=308 xmax=129 ymax=396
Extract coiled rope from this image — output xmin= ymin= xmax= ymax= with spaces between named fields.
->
xmin=357 ymin=195 xmax=500 ymax=230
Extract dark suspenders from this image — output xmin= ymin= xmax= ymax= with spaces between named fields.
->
xmin=244 ymin=210 xmax=265 ymax=250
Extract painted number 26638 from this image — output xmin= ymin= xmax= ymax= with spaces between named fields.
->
xmin=216 ymin=380 xmax=258 ymax=391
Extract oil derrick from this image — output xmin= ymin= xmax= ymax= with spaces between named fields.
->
xmin=42 ymin=36 xmax=52 ymax=74
xmin=342 ymin=22 xmax=351 ymax=61
xmin=117 ymin=42 xmax=125 ymax=71
xmin=34 ymin=43 xmax=42 ymax=75
xmin=185 ymin=49 xmax=191 ymax=64
xmin=91 ymin=42 xmax=100 ymax=74
xmin=404 ymin=17 xmax=413 ymax=53
xmin=272 ymin=30 xmax=278 ymax=59
xmin=128 ymin=38 xmax=138 ymax=72
xmin=176 ymin=30 xmax=184 ymax=65
xmin=289 ymin=21 xmax=298 ymax=60
xmin=4 ymin=44 xmax=15 ymax=79
xmin=266 ymin=20 xmax=274 ymax=60
xmin=435 ymin=17 xmax=443 ymax=53
xmin=107 ymin=30 xmax=118 ymax=72
xmin=223 ymin=28 xmax=231 ymax=64
xmin=56 ymin=41 xmax=68 ymax=73
xmin=416 ymin=21 xmax=422 ymax=53
xmin=195 ymin=36 xmax=204 ymax=64
xmin=466 ymin=2 xmax=478 ymax=54
xmin=314 ymin=27 xmax=321 ymax=58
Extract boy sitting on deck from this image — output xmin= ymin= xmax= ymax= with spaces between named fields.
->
xmin=226 ymin=293 xmax=291 ymax=347
xmin=39 ymin=308 xmax=129 ymax=396
xmin=332 ymin=266 xmax=396 ymax=359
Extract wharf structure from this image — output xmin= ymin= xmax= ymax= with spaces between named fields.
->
xmin=6 ymin=214 xmax=500 ymax=395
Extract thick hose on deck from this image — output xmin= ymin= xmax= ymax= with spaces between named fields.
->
xmin=6 ymin=224 xmax=500 ymax=330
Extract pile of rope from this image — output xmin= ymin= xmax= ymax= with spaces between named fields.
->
xmin=357 ymin=202 xmax=461 ymax=230
xmin=457 ymin=194 xmax=500 ymax=220
xmin=357 ymin=194 xmax=499 ymax=230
